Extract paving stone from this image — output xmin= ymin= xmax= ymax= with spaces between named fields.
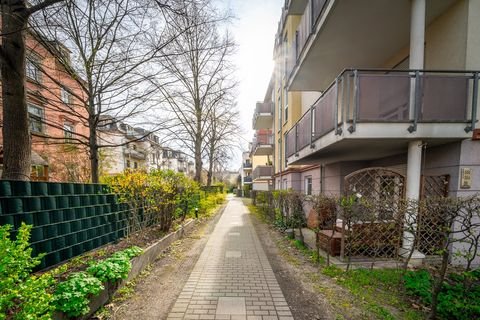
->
xmin=166 ymin=198 xmax=292 ymax=320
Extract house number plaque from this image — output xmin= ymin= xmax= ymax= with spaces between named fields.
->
xmin=460 ymin=168 xmax=472 ymax=189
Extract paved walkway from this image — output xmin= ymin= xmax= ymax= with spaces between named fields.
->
xmin=166 ymin=197 xmax=294 ymax=320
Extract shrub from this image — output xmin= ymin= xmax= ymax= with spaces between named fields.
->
xmin=53 ymin=272 xmax=104 ymax=317
xmin=0 ymin=223 xmax=55 ymax=320
xmin=86 ymin=246 xmax=142 ymax=283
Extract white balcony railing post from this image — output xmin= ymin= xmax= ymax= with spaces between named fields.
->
xmin=466 ymin=72 xmax=479 ymax=133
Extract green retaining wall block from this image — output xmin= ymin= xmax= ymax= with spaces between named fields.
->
xmin=84 ymin=184 xmax=94 ymax=194
xmin=90 ymin=195 xmax=98 ymax=205
xmin=69 ymin=196 xmax=81 ymax=207
xmin=0 ymin=181 xmax=12 ymax=197
xmin=61 ymin=183 xmax=75 ymax=195
xmin=60 ymin=248 xmax=73 ymax=261
xmin=47 ymin=183 xmax=62 ymax=195
xmin=30 ymin=227 xmax=43 ymax=242
xmin=70 ymin=220 xmax=82 ymax=232
xmin=84 ymin=240 xmax=93 ymax=251
xmin=45 ymin=224 xmax=58 ymax=238
xmin=98 ymin=195 xmax=107 ymax=204
xmin=65 ymin=233 xmax=76 ymax=246
xmin=74 ymin=184 xmax=85 ymax=194
xmin=75 ymin=207 xmax=86 ymax=219
xmin=17 ymin=213 xmax=34 ymax=225
xmin=95 ymin=206 xmax=104 ymax=215
xmin=7 ymin=198 xmax=23 ymax=214
xmin=56 ymin=196 xmax=69 ymax=209
xmin=63 ymin=208 xmax=75 ymax=221
xmin=46 ymin=251 xmax=61 ymax=266
xmin=93 ymin=184 xmax=101 ymax=193
xmin=82 ymin=218 xmax=91 ymax=229
xmin=40 ymin=240 xmax=52 ymax=253
xmin=10 ymin=181 xmax=31 ymax=196
xmin=80 ymin=195 xmax=90 ymax=206
xmin=72 ymin=244 xmax=83 ymax=256
xmin=77 ymin=231 xmax=87 ymax=242
xmin=59 ymin=222 xmax=71 ymax=235
xmin=31 ymin=182 xmax=48 ymax=196
xmin=35 ymin=211 xmax=50 ymax=225
xmin=0 ymin=214 xmax=14 ymax=228
xmin=92 ymin=237 xmax=101 ymax=248
xmin=87 ymin=228 xmax=96 ymax=239
xmin=50 ymin=210 xmax=64 ymax=223
xmin=41 ymin=197 xmax=56 ymax=210
xmin=25 ymin=197 xmax=42 ymax=212
xmin=53 ymin=236 xmax=65 ymax=249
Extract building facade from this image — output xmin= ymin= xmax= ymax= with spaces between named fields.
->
xmin=0 ymin=33 xmax=91 ymax=182
xmin=249 ymin=0 xmax=480 ymax=264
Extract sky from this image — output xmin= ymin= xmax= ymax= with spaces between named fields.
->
xmin=219 ymin=0 xmax=283 ymax=171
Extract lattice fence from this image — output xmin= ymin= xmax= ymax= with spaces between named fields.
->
xmin=417 ymin=175 xmax=450 ymax=255
xmin=341 ymin=168 xmax=406 ymax=260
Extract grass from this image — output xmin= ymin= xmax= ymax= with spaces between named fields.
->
xmin=247 ymin=202 xmax=425 ymax=319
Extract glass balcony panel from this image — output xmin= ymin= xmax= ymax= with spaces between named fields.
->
xmin=296 ymin=111 xmax=312 ymax=150
xmin=313 ymin=85 xmax=336 ymax=139
xmin=286 ymin=129 xmax=296 ymax=157
xmin=358 ymin=74 xmax=410 ymax=121
xmin=420 ymin=75 xmax=469 ymax=121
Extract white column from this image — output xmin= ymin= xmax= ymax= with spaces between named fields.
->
xmin=408 ymin=0 xmax=426 ymax=119
xmin=403 ymin=0 xmax=426 ymax=259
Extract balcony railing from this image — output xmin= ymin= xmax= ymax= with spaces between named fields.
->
xmin=295 ymin=0 xmax=329 ymax=61
xmin=253 ymin=102 xmax=274 ymax=129
xmin=243 ymin=176 xmax=253 ymax=184
xmin=286 ymin=69 xmax=479 ymax=159
xmin=243 ymin=162 xmax=252 ymax=169
xmin=252 ymin=133 xmax=274 ymax=155
xmin=252 ymin=165 xmax=274 ymax=180
xmin=123 ymin=148 xmax=146 ymax=160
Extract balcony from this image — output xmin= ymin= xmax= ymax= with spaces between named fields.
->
xmin=252 ymin=165 xmax=274 ymax=181
xmin=284 ymin=0 xmax=308 ymax=15
xmin=243 ymin=162 xmax=253 ymax=170
xmin=252 ymin=102 xmax=274 ymax=130
xmin=286 ymin=69 xmax=479 ymax=165
xmin=288 ymin=0 xmax=457 ymax=91
xmin=252 ymin=133 xmax=274 ymax=156
xmin=124 ymin=148 xmax=146 ymax=160
xmin=243 ymin=176 xmax=253 ymax=184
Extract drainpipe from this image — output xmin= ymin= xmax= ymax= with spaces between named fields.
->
xmin=402 ymin=0 xmax=426 ymax=261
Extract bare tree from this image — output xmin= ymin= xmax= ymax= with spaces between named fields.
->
xmin=0 ymin=0 xmax=65 ymax=180
xmin=154 ymin=0 xmax=236 ymax=183
xmin=29 ymin=0 xmax=188 ymax=182
xmin=204 ymin=102 xmax=240 ymax=186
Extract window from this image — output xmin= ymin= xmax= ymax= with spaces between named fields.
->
xmin=31 ymin=165 xmax=46 ymax=180
xmin=28 ymin=104 xmax=44 ymax=133
xmin=277 ymin=93 xmax=282 ymax=129
xmin=134 ymin=162 xmax=138 ymax=169
xmin=126 ymin=160 xmax=131 ymax=168
xmin=61 ymin=87 xmax=72 ymax=104
xmin=26 ymin=58 xmax=41 ymax=82
xmin=305 ymin=176 xmax=312 ymax=195
xmin=283 ymin=33 xmax=288 ymax=78
xmin=63 ymin=122 xmax=74 ymax=142
xmin=283 ymin=179 xmax=288 ymax=190
xmin=284 ymin=88 xmax=288 ymax=123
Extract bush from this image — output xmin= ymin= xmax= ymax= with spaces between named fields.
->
xmin=0 ymin=223 xmax=55 ymax=320
xmin=53 ymin=272 xmax=103 ymax=317
xmin=404 ymin=269 xmax=480 ymax=319
xmin=86 ymin=246 xmax=142 ymax=283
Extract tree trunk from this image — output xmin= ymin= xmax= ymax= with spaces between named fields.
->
xmin=1 ymin=2 xmax=32 ymax=181
xmin=429 ymin=247 xmax=450 ymax=320
xmin=89 ymin=118 xmax=99 ymax=183
xmin=194 ymin=137 xmax=202 ymax=183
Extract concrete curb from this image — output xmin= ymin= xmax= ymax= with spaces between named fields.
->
xmin=54 ymin=203 xmax=226 ymax=319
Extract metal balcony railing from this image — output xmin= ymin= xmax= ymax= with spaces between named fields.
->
xmin=252 ymin=165 xmax=274 ymax=180
xmin=252 ymin=102 xmax=274 ymax=129
xmin=252 ymin=133 xmax=274 ymax=152
xmin=295 ymin=0 xmax=329 ymax=61
xmin=123 ymin=148 xmax=146 ymax=160
xmin=243 ymin=176 xmax=253 ymax=183
xmin=286 ymin=69 xmax=480 ymax=159
xmin=243 ymin=162 xmax=253 ymax=169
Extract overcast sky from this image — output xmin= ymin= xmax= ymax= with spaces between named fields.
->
xmin=220 ymin=0 xmax=283 ymax=171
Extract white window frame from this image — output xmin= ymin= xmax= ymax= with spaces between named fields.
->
xmin=64 ymin=122 xmax=74 ymax=142
xmin=26 ymin=57 xmax=41 ymax=82
xmin=61 ymin=87 xmax=72 ymax=104
xmin=28 ymin=104 xmax=44 ymax=133
xmin=305 ymin=176 xmax=312 ymax=196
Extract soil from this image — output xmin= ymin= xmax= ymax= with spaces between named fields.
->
xmin=96 ymin=212 xmax=221 ymax=319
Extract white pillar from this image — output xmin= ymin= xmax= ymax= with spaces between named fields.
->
xmin=408 ymin=0 xmax=426 ymax=119
xmin=403 ymin=0 xmax=426 ymax=260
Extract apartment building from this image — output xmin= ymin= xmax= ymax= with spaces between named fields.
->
xmin=256 ymin=0 xmax=480 ymax=263
xmin=240 ymin=151 xmax=253 ymax=194
xmin=0 ymin=32 xmax=90 ymax=182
